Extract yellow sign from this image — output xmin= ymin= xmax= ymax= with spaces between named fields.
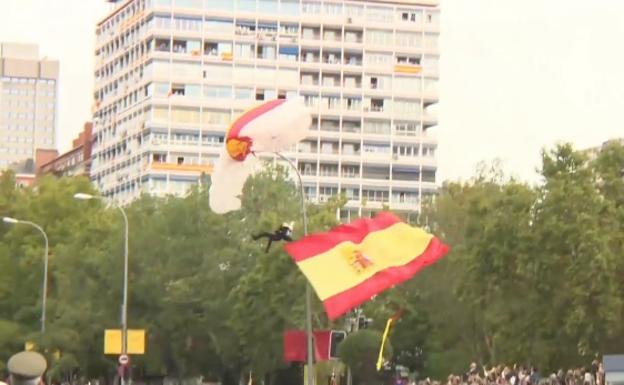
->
xmin=25 ymin=341 xmax=36 ymax=351
xmin=104 ymin=329 xmax=146 ymax=355
xmin=104 ymin=329 xmax=123 ymax=354
xmin=127 ymin=329 xmax=146 ymax=354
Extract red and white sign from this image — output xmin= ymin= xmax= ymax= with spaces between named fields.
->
xmin=118 ymin=354 xmax=130 ymax=365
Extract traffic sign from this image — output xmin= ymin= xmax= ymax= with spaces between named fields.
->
xmin=118 ymin=354 xmax=129 ymax=365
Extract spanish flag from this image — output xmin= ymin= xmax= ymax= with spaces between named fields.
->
xmin=284 ymin=212 xmax=450 ymax=320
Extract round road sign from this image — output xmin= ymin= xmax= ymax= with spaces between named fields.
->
xmin=118 ymin=354 xmax=129 ymax=365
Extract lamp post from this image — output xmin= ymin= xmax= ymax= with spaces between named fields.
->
xmin=3 ymin=216 xmax=49 ymax=334
xmin=73 ymin=193 xmax=129 ymax=360
xmin=274 ymin=153 xmax=314 ymax=385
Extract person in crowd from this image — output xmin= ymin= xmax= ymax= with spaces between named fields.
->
xmin=6 ymin=351 xmax=47 ymax=385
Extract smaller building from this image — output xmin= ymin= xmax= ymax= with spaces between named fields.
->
xmin=7 ymin=148 xmax=58 ymax=187
xmin=39 ymin=123 xmax=92 ymax=177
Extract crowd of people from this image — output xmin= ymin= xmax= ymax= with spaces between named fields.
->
xmin=412 ymin=361 xmax=606 ymax=385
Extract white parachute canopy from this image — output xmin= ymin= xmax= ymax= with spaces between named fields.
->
xmin=209 ymin=98 xmax=311 ymax=214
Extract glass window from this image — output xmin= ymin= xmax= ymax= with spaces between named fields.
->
xmin=281 ymin=0 xmax=299 ymax=15
xmin=394 ymin=76 xmax=420 ymax=92
xmin=236 ymin=0 xmax=256 ymax=12
xmin=365 ymin=30 xmax=392 ymax=46
xmin=176 ymin=0 xmax=202 ymax=8
xmin=205 ymin=19 xmax=234 ymax=33
xmin=204 ymin=85 xmax=232 ymax=99
xmin=207 ymin=0 xmax=234 ymax=11
xmin=234 ymin=43 xmax=254 ymax=58
xmin=323 ymin=2 xmax=342 ymax=15
xmin=185 ymin=84 xmax=201 ymax=97
xmin=235 ymin=87 xmax=253 ymax=99
xmin=424 ymin=33 xmax=439 ymax=49
xmin=302 ymin=1 xmax=320 ymax=14
xmin=395 ymin=32 xmax=422 ymax=47
xmin=258 ymin=0 xmax=278 ymax=13
xmin=366 ymin=6 xmax=393 ymax=22
xmin=202 ymin=109 xmax=230 ymax=124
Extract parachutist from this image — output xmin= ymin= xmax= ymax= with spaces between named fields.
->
xmin=252 ymin=222 xmax=294 ymax=252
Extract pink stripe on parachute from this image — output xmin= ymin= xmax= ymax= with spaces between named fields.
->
xmin=226 ymin=99 xmax=287 ymax=140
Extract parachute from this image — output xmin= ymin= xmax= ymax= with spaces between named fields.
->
xmin=209 ymin=98 xmax=311 ymax=214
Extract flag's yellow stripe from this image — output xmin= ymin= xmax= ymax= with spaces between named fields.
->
xmin=297 ymin=223 xmax=433 ymax=300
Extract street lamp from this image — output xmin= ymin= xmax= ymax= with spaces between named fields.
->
xmin=273 ymin=153 xmax=315 ymax=385
xmin=3 ymin=216 xmax=49 ymax=333
xmin=73 ymin=193 xmax=129 ymax=360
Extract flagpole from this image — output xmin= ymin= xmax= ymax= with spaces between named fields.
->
xmin=275 ymin=152 xmax=315 ymax=385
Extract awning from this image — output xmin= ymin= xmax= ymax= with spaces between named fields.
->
xmin=279 ymin=46 xmax=299 ymax=55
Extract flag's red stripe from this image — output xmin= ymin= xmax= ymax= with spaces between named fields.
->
xmin=284 ymin=212 xmax=402 ymax=262
xmin=322 ymin=237 xmax=450 ymax=320
xmin=227 ymin=99 xmax=286 ymax=140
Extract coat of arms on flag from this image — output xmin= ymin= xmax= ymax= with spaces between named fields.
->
xmin=284 ymin=212 xmax=450 ymax=320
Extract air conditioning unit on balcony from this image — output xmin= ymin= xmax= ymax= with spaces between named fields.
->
xmin=347 ymin=17 xmax=353 ymax=23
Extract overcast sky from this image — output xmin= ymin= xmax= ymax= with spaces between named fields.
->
xmin=2 ymin=0 xmax=623 ymax=183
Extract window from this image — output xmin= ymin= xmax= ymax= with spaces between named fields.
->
xmin=257 ymin=45 xmax=276 ymax=60
xmin=394 ymin=122 xmax=419 ymax=136
xmin=281 ymin=0 xmax=299 ymax=15
xmin=202 ymin=109 xmax=230 ymax=125
xmin=235 ymin=43 xmax=254 ymax=59
xmin=345 ymin=30 xmax=362 ymax=43
xmin=207 ymin=0 xmax=233 ymax=10
xmin=302 ymin=1 xmax=321 ymax=14
xmin=345 ymin=4 xmax=364 ymax=17
xmin=319 ymin=164 xmax=338 ymax=177
xmin=321 ymin=141 xmax=337 ymax=154
xmin=424 ymin=33 xmax=439 ymax=50
xmin=279 ymin=24 xmax=299 ymax=35
xmin=366 ymin=6 xmax=393 ymax=22
xmin=342 ymin=143 xmax=359 ymax=155
xmin=258 ymin=0 xmax=278 ymax=13
xmin=394 ymin=76 xmax=420 ymax=92
xmin=399 ymin=10 xmax=422 ymax=23
xmin=236 ymin=0 xmax=256 ymax=12
xmin=302 ymin=27 xmax=319 ymax=40
xmin=204 ymin=85 xmax=232 ymax=99
xmin=235 ymin=87 xmax=253 ymax=99
xmin=365 ymin=52 xmax=392 ymax=66
xmin=396 ymin=55 xmax=421 ymax=65
xmin=370 ymin=98 xmax=385 ymax=112
xmin=341 ymin=166 xmax=359 ymax=178
xmin=205 ymin=19 xmax=234 ymax=33
xmin=365 ymin=30 xmax=392 ymax=46
xmin=363 ymin=120 xmax=390 ymax=135
xmin=394 ymin=100 xmax=420 ymax=116
xmin=396 ymin=32 xmax=422 ymax=47
xmin=323 ymin=2 xmax=342 ymax=15
xmin=279 ymin=46 xmax=299 ymax=61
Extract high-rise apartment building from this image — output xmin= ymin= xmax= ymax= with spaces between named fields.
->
xmin=92 ymin=0 xmax=439 ymax=218
xmin=0 ymin=43 xmax=58 ymax=168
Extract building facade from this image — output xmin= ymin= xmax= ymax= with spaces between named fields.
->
xmin=40 ymin=122 xmax=93 ymax=177
xmin=92 ymin=0 xmax=440 ymax=218
xmin=0 ymin=43 xmax=58 ymax=169
xmin=7 ymin=148 xmax=59 ymax=187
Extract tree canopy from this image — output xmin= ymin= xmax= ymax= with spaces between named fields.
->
xmin=1 ymin=143 xmax=624 ymax=383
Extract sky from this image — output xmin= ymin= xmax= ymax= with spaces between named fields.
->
xmin=1 ymin=0 xmax=623 ymax=183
